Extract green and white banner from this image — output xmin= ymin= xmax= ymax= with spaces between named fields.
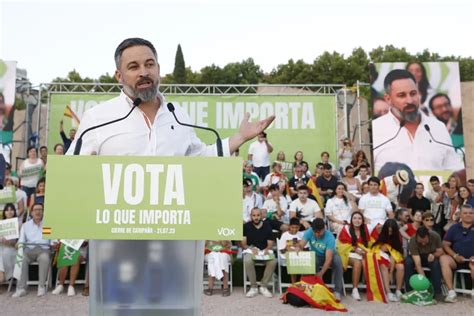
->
xmin=48 ymin=94 xmax=337 ymax=169
xmin=43 ymin=155 xmax=242 ymax=240
xmin=0 ymin=60 xmax=17 ymax=144
xmin=286 ymin=251 xmax=316 ymax=275
xmin=0 ymin=218 xmax=19 ymax=240
xmin=0 ymin=186 xmax=16 ymax=204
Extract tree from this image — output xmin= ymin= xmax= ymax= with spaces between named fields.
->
xmin=173 ymin=44 xmax=186 ymax=83
xmin=266 ymin=59 xmax=313 ymax=84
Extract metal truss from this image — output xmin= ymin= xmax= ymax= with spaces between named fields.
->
xmin=40 ymin=83 xmax=345 ymax=95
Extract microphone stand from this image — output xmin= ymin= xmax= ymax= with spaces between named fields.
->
xmin=167 ymin=103 xmax=223 ymax=157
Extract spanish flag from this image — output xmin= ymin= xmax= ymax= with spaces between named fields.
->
xmin=379 ymin=178 xmax=388 ymax=196
xmin=372 ymin=243 xmax=404 ymax=267
xmin=307 ymin=178 xmax=324 ymax=209
xmin=364 ymin=251 xmax=387 ymax=303
xmin=63 ymin=105 xmax=81 ymax=125
xmin=282 ymin=276 xmax=347 ymax=312
xmin=336 ymin=225 xmax=371 ymax=270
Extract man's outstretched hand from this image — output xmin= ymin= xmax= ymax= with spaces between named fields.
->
xmin=229 ymin=113 xmax=275 ymax=153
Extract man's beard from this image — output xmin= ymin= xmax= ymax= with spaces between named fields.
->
xmin=122 ymin=77 xmax=160 ymax=102
xmin=392 ymin=103 xmax=420 ymax=123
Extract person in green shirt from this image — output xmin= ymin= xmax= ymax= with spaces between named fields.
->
xmin=243 ymin=161 xmax=261 ymax=192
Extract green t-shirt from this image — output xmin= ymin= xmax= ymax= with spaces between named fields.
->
xmin=243 ymin=172 xmax=260 ymax=191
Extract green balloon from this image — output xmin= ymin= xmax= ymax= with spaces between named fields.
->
xmin=409 ymin=274 xmax=430 ymax=291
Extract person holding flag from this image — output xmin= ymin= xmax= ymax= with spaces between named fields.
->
xmin=371 ymin=219 xmax=405 ymax=302
xmin=336 ymin=211 xmax=371 ymax=301
xmin=51 ymin=241 xmax=88 ymax=296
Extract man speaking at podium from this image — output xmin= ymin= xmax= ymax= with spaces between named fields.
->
xmin=67 ymin=38 xmax=274 ymax=313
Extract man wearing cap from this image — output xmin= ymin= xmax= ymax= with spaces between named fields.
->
xmin=380 ymin=169 xmax=409 ymax=209
xmin=373 ymin=69 xmax=463 ymax=171
xmin=243 ymin=160 xmax=261 ymax=192
xmin=248 ymin=132 xmax=273 ymax=181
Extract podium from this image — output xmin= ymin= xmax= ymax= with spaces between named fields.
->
xmin=89 ymin=240 xmax=204 ymax=315
xmin=43 ymin=156 xmax=242 ymax=315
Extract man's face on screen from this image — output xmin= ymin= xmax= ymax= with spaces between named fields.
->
xmin=115 ymin=45 xmax=160 ymax=102
xmin=385 ymin=78 xmax=420 ymax=123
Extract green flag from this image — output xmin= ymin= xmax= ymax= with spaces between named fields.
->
xmin=57 ymin=244 xmax=80 ymax=269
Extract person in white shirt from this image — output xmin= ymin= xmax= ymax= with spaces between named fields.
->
xmin=354 ymin=165 xmax=369 ymax=184
xmin=326 ymin=183 xmax=358 ymax=234
xmin=243 ymin=179 xmax=263 ymax=223
xmin=278 ymin=218 xmax=304 ymax=284
xmin=358 ymin=176 xmax=394 ymax=232
xmin=262 ymin=184 xmax=289 ymax=232
xmin=373 ymin=69 xmax=463 ymax=171
xmin=66 ymin=38 xmax=275 ymax=309
xmin=19 ymin=146 xmax=44 ymax=198
xmin=289 ymin=185 xmax=322 ymax=230
xmin=248 ymin=132 xmax=273 ymax=181
xmin=13 ymin=203 xmax=51 ymax=298
xmin=381 ymin=169 xmax=409 ymax=209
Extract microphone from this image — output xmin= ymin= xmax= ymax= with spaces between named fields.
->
xmin=73 ymin=98 xmax=142 ymax=155
xmin=167 ymin=102 xmax=223 ymax=157
xmin=424 ymin=124 xmax=465 ymax=165
xmin=373 ymin=120 xmax=405 ymax=151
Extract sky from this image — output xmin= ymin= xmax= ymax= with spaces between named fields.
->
xmin=1 ymin=0 xmax=473 ymax=85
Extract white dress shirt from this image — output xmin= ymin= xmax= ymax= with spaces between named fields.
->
xmin=373 ymin=110 xmax=463 ymax=171
xmin=67 ymin=91 xmax=230 ymax=157
xmin=18 ymin=219 xmax=51 ymax=249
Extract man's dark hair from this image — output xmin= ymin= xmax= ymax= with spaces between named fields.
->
xmin=359 ymin=164 xmax=368 ymax=170
xmin=428 ymin=93 xmax=451 ymax=111
xmin=289 ymin=217 xmax=300 ymax=226
xmin=268 ymin=184 xmax=279 ymax=191
xmin=415 ymin=182 xmax=424 ymax=189
xmin=367 ymin=176 xmax=380 ymax=186
xmin=26 ymin=146 xmax=37 ymax=155
xmin=312 ymin=218 xmax=325 ymax=232
xmin=416 ymin=226 xmax=430 ymax=239
xmin=321 ymin=151 xmax=329 ymax=157
xmin=429 ymin=176 xmax=440 ymax=183
xmin=31 ymin=202 xmax=44 ymax=211
xmin=39 ymin=146 xmax=47 ymax=152
xmin=300 ymin=161 xmax=309 ymax=169
xmin=316 ymin=162 xmax=324 ymax=168
xmin=384 ymin=69 xmax=416 ymax=93
xmin=323 ymin=163 xmax=332 ymax=170
xmin=297 ymin=185 xmax=309 ymax=192
xmin=114 ymin=38 xmax=158 ymax=68
xmin=259 ymin=131 xmax=267 ymax=138
xmin=243 ymin=179 xmax=252 ymax=187
xmin=467 ymin=179 xmax=474 ymax=185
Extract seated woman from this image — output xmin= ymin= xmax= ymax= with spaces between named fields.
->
xmin=0 ymin=203 xmax=20 ymax=283
xmin=400 ymin=209 xmax=423 ymax=240
xmin=28 ymin=177 xmax=46 ymax=215
xmin=341 ymin=166 xmax=361 ymax=197
xmin=371 ymin=219 xmax=404 ymax=302
xmin=52 ymin=241 xmax=88 ymax=296
xmin=336 ymin=211 xmax=370 ymax=301
xmin=204 ymin=240 xmax=232 ymax=297
xmin=326 ymin=183 xmax=358 ymax=235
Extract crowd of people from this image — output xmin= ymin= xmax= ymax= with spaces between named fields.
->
xmin=217 ymin=132 xmax=474 ymax=304
xmin=0 ymin=126 xmax=88 ymax=298
xmin=0 ymin=126 xmax=472 ymax=308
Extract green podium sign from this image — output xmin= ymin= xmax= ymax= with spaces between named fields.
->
xmin=43 ymin=156 xmax=242 ymax=240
